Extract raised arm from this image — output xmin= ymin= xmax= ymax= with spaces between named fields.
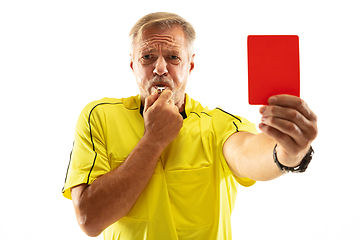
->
xmin=70 ymin=90 xmax=183 ymax=237
xmin=223 ymin=95 xmax=318 ymax=181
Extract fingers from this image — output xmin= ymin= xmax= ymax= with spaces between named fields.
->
xmin=144 ymin=92 xmax=159 ymax=112
xmin=260 ymin=105 xmax=312 ymax=136
xmin=267 ymin=95 xmax=317 ymax=121
xmin=259 ymin=116 xmax=307 ymax=152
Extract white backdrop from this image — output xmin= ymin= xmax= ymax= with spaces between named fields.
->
xmin=1 ymin=0 xmax=359 ymax=239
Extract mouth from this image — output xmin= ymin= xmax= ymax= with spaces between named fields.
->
xmin=148 ymin=75 xmax=174 ymax=95
xmin=150 ymin=84 xmax=171 ymax=94
xmin=157 ymin=86 xmax=165 ymax=95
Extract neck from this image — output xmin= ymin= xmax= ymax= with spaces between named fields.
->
xmin=176 ymin=95 xmax=186 ymax=113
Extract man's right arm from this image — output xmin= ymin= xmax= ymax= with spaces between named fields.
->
xmin=70 ymin=90 xmax=183 ymax=237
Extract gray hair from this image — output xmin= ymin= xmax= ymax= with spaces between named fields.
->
xmin=129 ymin=12 xmax=196 ymax=59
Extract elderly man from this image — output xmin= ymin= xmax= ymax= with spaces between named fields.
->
xmin=62 ymin=12 xmax=318 ymax=240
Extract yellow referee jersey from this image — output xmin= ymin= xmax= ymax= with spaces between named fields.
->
xmin=62 ymin=94 xmax=257 ymax=240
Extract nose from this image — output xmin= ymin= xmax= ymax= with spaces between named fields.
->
xmin=153 ymin=56 xmax=168 ymax=76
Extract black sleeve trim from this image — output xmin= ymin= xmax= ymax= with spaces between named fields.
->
xmin=62 ymin=142 xmax=74 ymax=193
xmin=233 ymin=121 xmax=239 ymax=132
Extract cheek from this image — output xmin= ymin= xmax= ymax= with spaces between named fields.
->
xmin=171 ymin=68 xmax=188 ymax=96
xmin=134 ymin=64 xmax=153 ymax=84
xmin=170 ymin=64 xmax=189 ymax=85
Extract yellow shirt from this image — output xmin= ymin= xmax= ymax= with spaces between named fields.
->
xmin=62 ymin=94 xmax=257 ymax=240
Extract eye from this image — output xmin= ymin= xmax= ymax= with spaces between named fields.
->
xmin=140 ymin=54 xmax=155 ymax=64
xmin=169 ymin=55 xmax=179 ymax=60
xmin=142 ymin=55 xmax=151 ymax=60
xmin=168 ymin=55 xmax=181 ymax=64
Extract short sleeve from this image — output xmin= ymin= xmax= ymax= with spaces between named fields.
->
xmin=62 ymin=101 xmax=110 ymax=200
xmin=214 ymin=108 xmax=258 ymax=187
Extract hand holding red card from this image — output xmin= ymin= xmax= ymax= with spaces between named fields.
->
xmin=248 ymin=35 xmax=300 ymax=105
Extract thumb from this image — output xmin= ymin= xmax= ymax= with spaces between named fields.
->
xmin=158 ymin=89 xmax=173 ymax=103
xmin=144 ymin=92 xmax=158 ymax=112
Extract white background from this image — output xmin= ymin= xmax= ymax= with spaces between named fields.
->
xmin=1 ymin=0 xmax=359 ymax=239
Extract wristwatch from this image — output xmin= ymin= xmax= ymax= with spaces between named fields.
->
xmin=273 ymin=144 xmax=314 ymax=173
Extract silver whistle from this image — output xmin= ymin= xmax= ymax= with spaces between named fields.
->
xmin=157 ymin=86 xmax=165 ymax=95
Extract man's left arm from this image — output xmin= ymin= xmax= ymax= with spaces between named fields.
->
xmin=223 ymin=95 xmax=318 ymax=181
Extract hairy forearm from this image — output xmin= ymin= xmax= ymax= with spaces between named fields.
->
xmin=72 ymin=134 xmax=163 ymax=236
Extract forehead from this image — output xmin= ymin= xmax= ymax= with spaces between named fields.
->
xmin=136 ymin=26 xmax=187 ymax=53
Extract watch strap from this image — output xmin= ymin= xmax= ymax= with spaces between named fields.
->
xmin=273 ymin=144 xmax=314 ymax=173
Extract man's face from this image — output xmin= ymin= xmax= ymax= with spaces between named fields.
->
xmin=130 ymin=26 xmax=195 ymax=111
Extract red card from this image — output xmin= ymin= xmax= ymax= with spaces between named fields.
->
xmin=247 ymin=35 xmax=300 ymax=105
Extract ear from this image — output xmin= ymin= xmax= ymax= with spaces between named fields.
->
xmin=189 ymin=54 xmax=195 ymax=75
xmin=130 ymin=54 xmax=134 ymax=72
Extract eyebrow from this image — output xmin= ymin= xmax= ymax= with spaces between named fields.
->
xmin=139 ymin=48 xmax=155 ymax=55
xmin=165 ymin=49 xmax=180 ymax=55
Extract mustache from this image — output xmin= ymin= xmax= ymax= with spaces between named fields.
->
xmin=148 ymin=75 xmax=174 ymax=88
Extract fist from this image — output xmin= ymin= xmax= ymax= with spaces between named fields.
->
xmin=143 ymin=90 xmax=183 ymax=149
xmin=259 ymin=95 xmax=318 ymax=167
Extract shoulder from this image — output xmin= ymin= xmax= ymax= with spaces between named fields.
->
xmin=185 ymin=94 xmax=256 ymax=133
xmin=185 ymin=95 xmax=245 ymax=122
xmin=80 ymin=95 xmax=140 ymax=115
xmin=198 ymin=105 xmax=248 ymax=125
xmin=75 ymin=95 xmax=141 ymax=126
xmin=201 ymin=105 xmax=257 ymax=135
